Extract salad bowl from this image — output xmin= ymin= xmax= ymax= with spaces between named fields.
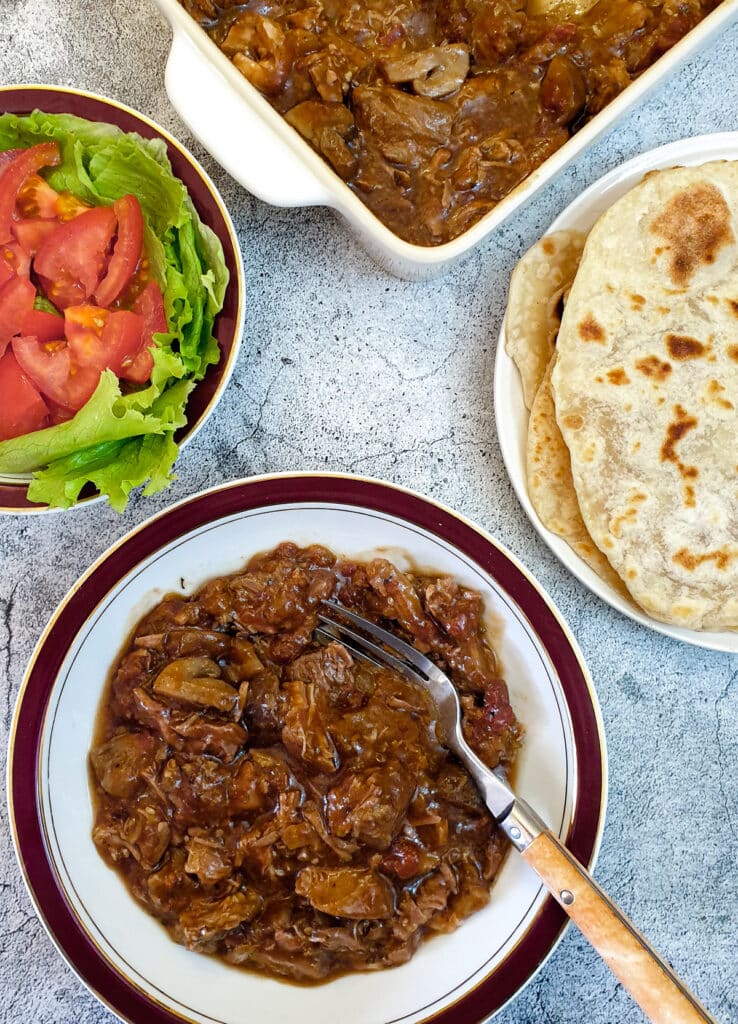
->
xmin=0 ymin=84 xmax=245 ymax=514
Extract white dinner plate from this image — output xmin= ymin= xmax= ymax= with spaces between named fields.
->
xmin=9 ymin=473 xmax=606 ymax=1024
xmin=494 ymin=132 xmax=738 ymax=654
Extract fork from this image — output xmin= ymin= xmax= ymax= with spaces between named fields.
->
xmin=317 ymin=600 xmax=715 ymax=1024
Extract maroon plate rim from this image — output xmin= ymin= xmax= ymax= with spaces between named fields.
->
xmin=0 ymin=83 xmax=244 ymax=513
xmin=8 ymin=473 xmax=606 ymax=1024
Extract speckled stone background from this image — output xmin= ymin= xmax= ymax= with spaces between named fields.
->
xmin=1 ymin=2 xmax=738 ymax=1022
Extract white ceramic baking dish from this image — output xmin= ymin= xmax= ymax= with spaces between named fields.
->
xmin=153 ymin=0 xmax=738 ymax=279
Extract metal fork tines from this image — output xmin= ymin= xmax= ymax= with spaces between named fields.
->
xmin=316 ymin=599 xmax=465 ymax=744
xmin=317 ymin=599 xmax=435 ymax=680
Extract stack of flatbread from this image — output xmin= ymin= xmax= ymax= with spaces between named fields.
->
xmin=505 ymin=161 xmax=738 ymax=632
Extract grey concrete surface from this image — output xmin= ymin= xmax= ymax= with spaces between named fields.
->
xmin=1 ymin=2 xmax=737 ymax=1022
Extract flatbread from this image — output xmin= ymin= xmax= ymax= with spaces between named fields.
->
xmin=506 ymin=230 xmax=586 ymax=409
xmin=553 ymin=161 xmax=738 ymax=631
xmin=527 ymin=356 xmax=629 ymax=596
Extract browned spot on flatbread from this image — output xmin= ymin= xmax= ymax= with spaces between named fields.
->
xmin=631 ymin=294 xmax=645 ymax=309
xmin=662 ymin=406 xmax=696 ymax=461
xmin=578 ymin=315 xmax=605 ymax=343
xmin=542 ymin=238 xmax=555 ymax=255
xmin=651 ymin=183 xmax=734 ymax=286
xmin=610 ymin=493 xmax=647 ymax=538
xmin=661 ymin=404 xmax=699 ymax=504
xmin=635 ymin=355 xmax=672 ymax=381
xmin=606 ymin=367 xmax=630 ymax=385
xmin=563 ymin=413 xmax=583 ymax=430
xmin=727 ymin=299 xmax=738 ymax=318
xmin=665 ymin=334 xmax=707 ymax=360
xmin=728 ymin=345 xmax=738 ymax=362
xmin=705 ymin=379 xmax=734 ymax=410
xmin=673 ymin=547 xmax=738 ymax=571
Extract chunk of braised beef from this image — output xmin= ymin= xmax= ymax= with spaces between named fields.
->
xmin=326 ymin=765 xmax=415 ymax=850
xmin=285 ymin=640 xmax=364 ymax=709
xmin=392 ymin=863 xmax=456 ymax=941
xmin=179 ymin=890 xmax=264 ymax=948
xmin=364 ymin=558 xmax=445 ymax=650
xmin=352 ymin=86 xmax=453 ymax=167
xmin=90 ymin=730 xmax=162 ymax=799
xmin=434 ymin=761 xmax=487 ymax=815
xmin=242 ymin=669 xmax=282 ymax=742
xmin=131 ymin=688 xmax=247 ymax=762
xmin=423 ymin=576 xmax=501 ymax=692
xmin=461 ymin=678 xmax=522 ymax=769
xmin=295 ymin=867 xmax=395 ymax=919
xmin=285 ymin=100 xmax=357 ymax=178
xmin=110 ymin=648 xmax=154 ymax=718
xmin=540 ymin=54 xmax=587 ymax=126
xmin=93 ymin=801 xmax=171 ymax=871
xmin=184 ymin=836 xmax=233 ymax=885
xmin=136 ymin=595 xmax=208 ymax=636
xmin=170 ymin=712 xmax=248 ymax=762
xmin=147 ymin=848 xmax=198 ymax=914
xmin=198 ymin=542 xmax=336 ymax=634
xmin=281 ymin=680 xmax=339 ymax=773
xmin=159 ymin=756 xmax=235 ymax=827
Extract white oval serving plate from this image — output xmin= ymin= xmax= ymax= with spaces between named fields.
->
xmin=494 ymin=131 xmax=738 ymax=653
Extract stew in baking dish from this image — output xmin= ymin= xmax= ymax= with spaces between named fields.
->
xmin=178 ymin=0 xmax=721 ymax=245
xmin=90 ymin=543 xmax=521 ymax=981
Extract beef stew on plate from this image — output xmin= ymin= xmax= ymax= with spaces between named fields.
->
xmin=90 ymin=542 xmax=521 ymax=981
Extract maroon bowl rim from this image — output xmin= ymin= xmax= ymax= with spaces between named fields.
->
xmin=8 ymin=473 xmax=606 ymax=1024
xmin=0 ymin=83 xmax=243 ymax=513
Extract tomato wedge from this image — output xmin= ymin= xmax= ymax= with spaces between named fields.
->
xmin=0 ymin=255 xmax=14 ymax=290
xmin=121 ymin=280 xmax=166 ymax=383
xmin=12 ymin=216 xmax=59 ymax=256
xmin=0 ymin=149 xmax=22 ymax=177
xmin=12 ymin=335 xmax=100 ymax=410
xmin=64 ymin=305 xmax=143 ymax=376
xmin=35 ymin=205 xmax=117 ymax=309
xmin=45 ymin=398 xmax=76 ymax=426
xmin=0 ymin=276 xmax=36 ymax=353
xmin=22 ymin=309 xmax=65 ymax=344
xmin=94 ymin=194 xmax=144 ymax=307
xmin=16 ymin=173 xmax=91 ymax=222
xmin=0 ymin=349 xmax=49 ymax=440
xmin=1 ymin=240 xmax=30 ymax=281
xmin=0 ymin=142 xmax=61 ymax=244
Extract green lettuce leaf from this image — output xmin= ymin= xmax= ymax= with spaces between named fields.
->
xmin=0 ymin=110 xmax=229 ymax=509
xmin=0 ymin=372 xmax=190 ymax=473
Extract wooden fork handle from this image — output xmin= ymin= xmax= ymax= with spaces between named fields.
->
xmin=522 ymin=831 xmax=716 ymax=1024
